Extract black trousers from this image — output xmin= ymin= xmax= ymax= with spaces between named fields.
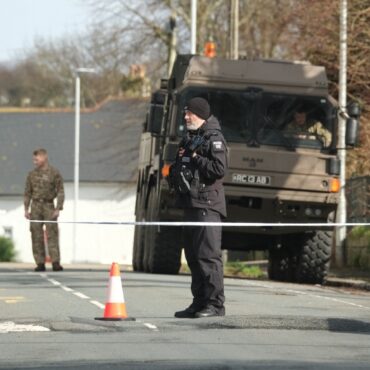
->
xmin=183 ymin=208 xmax=225 ymax=310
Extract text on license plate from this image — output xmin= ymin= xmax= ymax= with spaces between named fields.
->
xmin=232 ymin=173 xmax=271 ymax=185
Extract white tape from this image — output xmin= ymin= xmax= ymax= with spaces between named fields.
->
xmin=28 ymin=220 xmax=370 ymax=227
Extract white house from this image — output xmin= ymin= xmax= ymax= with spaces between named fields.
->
xmin=0 ymin=99 xmax=148 ymax=265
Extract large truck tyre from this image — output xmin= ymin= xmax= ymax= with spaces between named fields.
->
xmin=268 ymin=231 xmax=332 ymax=285
xmin=295 ymin=230 xmax=332 ymax=284
xmin=132 ymin=188 xmax=146 ymax=271
xmin=143 ymin=187 xmax=182 ymax=274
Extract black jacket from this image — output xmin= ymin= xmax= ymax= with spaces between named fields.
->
xmin=173 ymin=115 xmax=228 ymax=218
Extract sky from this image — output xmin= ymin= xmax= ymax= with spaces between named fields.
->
xmin=0 ymin=0 xmax=92 ymax=64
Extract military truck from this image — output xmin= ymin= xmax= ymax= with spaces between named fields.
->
xmin=133 ymin=54 xmax=360 ymax=284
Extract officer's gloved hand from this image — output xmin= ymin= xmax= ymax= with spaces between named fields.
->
xmin=188 ymin=135 xmax=205 ymax=152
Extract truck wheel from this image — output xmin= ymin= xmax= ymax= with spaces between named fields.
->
xmin=143 ymin=187 xmax=182 ymax=274
xmin=132 ymin=188 xmax=146 ymax=271
xmin=295 ymin=231 xmax=332 ymax=284
xmin=268 ymin=247 xmax=295 ymax=282
xmin=132 ymin=222 xmax=145 ymax=272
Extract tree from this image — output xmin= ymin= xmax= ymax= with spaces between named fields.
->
xmin=285 ymin=0 xmax=370 ymax=177
xmin=0 ymin=28 xmax=131 ymax=108
xmin=238 ymin=0 xmax=298 ymax=59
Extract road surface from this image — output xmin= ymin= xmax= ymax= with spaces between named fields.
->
xmin=1 ymin=263 xmax=370 ymax=369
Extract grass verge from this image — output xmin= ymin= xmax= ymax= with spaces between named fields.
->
xmin=180 ymin=261 xmax=265 ymax=279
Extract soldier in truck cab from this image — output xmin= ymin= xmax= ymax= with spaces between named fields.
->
xmin=170 ymin=97 xmax=228 ymax=319
xmin=285 ymin=105 xmax=332 ymax=147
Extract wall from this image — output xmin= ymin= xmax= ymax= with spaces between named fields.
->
xmin=0 ymin=182 xmax=136 ymax=265
xmin=346 ymin=235 xmax=370 ymax=270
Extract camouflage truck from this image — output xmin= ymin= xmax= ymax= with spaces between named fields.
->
xmin=133 ymin=54 xmax=360 ymax=284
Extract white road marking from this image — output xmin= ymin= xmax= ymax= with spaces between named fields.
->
xmin=61 ymin=286 xmax=74 ymax=292
xmin=73 ymin=292 xmax=90 ymax=299
xmin=244 ymin=280 xmax=370 ymax=310
xmin=16 ymin=271 xmax=143 ymax=327
xmin=0 ymin=321 xmax=49 ymax=333
xmin=90 ymin=300 xmax=105 ymax=309
xmin=47 ymin=279 xmax=61 ymax=286
xmin=38 ymin=274 xmax=104 ymax=311
xmin=135 ymin=319 xmax=159 ymax=331
xmin=144 ymin=323 xmax=158 ymax=331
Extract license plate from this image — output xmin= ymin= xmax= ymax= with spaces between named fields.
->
xmin=232 ymin=173 xmax=271 ymax=186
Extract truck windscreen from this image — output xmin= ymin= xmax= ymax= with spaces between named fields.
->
xmin=177 ymin=89 xmax=333 ymax=150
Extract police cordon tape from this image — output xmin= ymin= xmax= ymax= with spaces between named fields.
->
xmin=28 ymin=220 xmax=370 ymax=227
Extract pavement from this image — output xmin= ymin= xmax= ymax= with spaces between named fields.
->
xmin=244 ymin=260 xmax=370 ymax=291
xmin=327 ymin=268 xmax=370 ymax=291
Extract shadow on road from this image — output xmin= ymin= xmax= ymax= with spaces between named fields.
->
xmin=1 ymin=360 xmax=370 ymax=370
xmin=328 ymin=318 xmax=370 ymax=334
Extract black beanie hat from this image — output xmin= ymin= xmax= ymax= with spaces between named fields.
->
xmin=185 ymin=97 xmax=210 ymax=120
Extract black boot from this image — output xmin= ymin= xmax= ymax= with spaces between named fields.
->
xmin=52 ymin=262 xmax=64 ymax=271
xmin=195 ymin=305 xmax=225 ymax=318
xmin=34 ymin=263 xmax=46 ymax=272
xmin=174 ymin=303 xmax=203 ymax=318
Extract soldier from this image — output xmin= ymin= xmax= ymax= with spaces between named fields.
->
xmin=285 ymin=106 xmax=332 ymax=147
xmin=170 ymin=97 xmax=228 ymax=318
xmin=24 ymin=148 xmax=64 ymax=272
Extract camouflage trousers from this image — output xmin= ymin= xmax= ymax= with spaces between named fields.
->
xmin=30 ymin=201 xmax=60 ymax=264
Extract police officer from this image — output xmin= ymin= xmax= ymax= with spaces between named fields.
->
xmin=171 ymin=97 xmax=228 ymax=318
xmin=24 ymin=148 xmax=64 ymax=272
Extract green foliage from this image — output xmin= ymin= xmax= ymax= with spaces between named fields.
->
xmin=180 ymin=263 xmax=190 ymax=274
xmin=0 ymin=236 xmax=16 ymax=262
xmin=347 ymin=227 xmax=370 ymax=269
xmin=348 ymin=226 xmax=370 ymax=248
xmin=120 ymin=75 xmax=144 ymax=96
xmin=224 ymin=261 xmax=264 ymax=279
xmin=181 ymin=261 xmax=264 ymax=279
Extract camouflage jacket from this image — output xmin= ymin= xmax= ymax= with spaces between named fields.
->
xmin=286 ymin=120 xmax=332 ymax=147
xmin=24 ymin=166 xmax=65 ymax=210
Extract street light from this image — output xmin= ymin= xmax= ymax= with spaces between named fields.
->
xmin=191 ymin=0 xmax=197 ymax=54
xmin=335 ymin=0 xmax=347 ymax=267
xmin=73 ymin=67 xmax=95 ymax=262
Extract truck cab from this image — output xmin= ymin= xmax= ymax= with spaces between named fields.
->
xmin=133 ymin=55 xmax=359 ymax=284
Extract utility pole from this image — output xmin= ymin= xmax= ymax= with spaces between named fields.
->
xmin=191 ymin=0 xmax=197 ymax=54
xmin=230 ymin=0 xmax=239 ymax=60
xmin=335 ymin=0 xmax=348 ymax=267
xmin=73 ymin=67 xmax=95 ymax=262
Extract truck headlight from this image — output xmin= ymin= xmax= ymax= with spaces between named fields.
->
xmin=305 ymin=208 xmax=313 ymax=216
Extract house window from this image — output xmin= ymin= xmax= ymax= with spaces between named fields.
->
xmin=3 ymin=227 xmax=13 ymax=240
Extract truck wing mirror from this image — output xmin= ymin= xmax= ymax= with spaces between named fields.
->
xmin=345 ymin=102 xmax=361 ymax=147
xmin=148 ymin=104 xmax=164 ymax=135
xmin=346 ymin=117 xmax=359 ymax=147
xmin=146 ymin=90 xmax=166 ymax=134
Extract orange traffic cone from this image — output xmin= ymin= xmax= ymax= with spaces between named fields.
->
xmin=95 ymin=263 xmax=135 ymax=321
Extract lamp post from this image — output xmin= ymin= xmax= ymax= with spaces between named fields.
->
xmin=230 ymin=0 xmax=239 ymax=60
xmin=191 ymin=0 xmax=197 ymax=54
xmin=73 ymin=67 xmax=95 ymax=262
xmin=335 ymin=0 xmax=347 ymax=267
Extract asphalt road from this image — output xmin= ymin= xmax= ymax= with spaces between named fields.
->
xmin=1 ymin=263 xmax=370 ymax=370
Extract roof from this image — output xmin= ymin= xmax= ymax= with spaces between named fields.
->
xmin=0 ymin=98 xmax=148 ymax=195
xmin=172 ymin=55 xmax=329 ymax=96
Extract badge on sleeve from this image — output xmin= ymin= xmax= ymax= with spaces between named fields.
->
xmin=212 ymin=141 xmax=224 ymax=152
